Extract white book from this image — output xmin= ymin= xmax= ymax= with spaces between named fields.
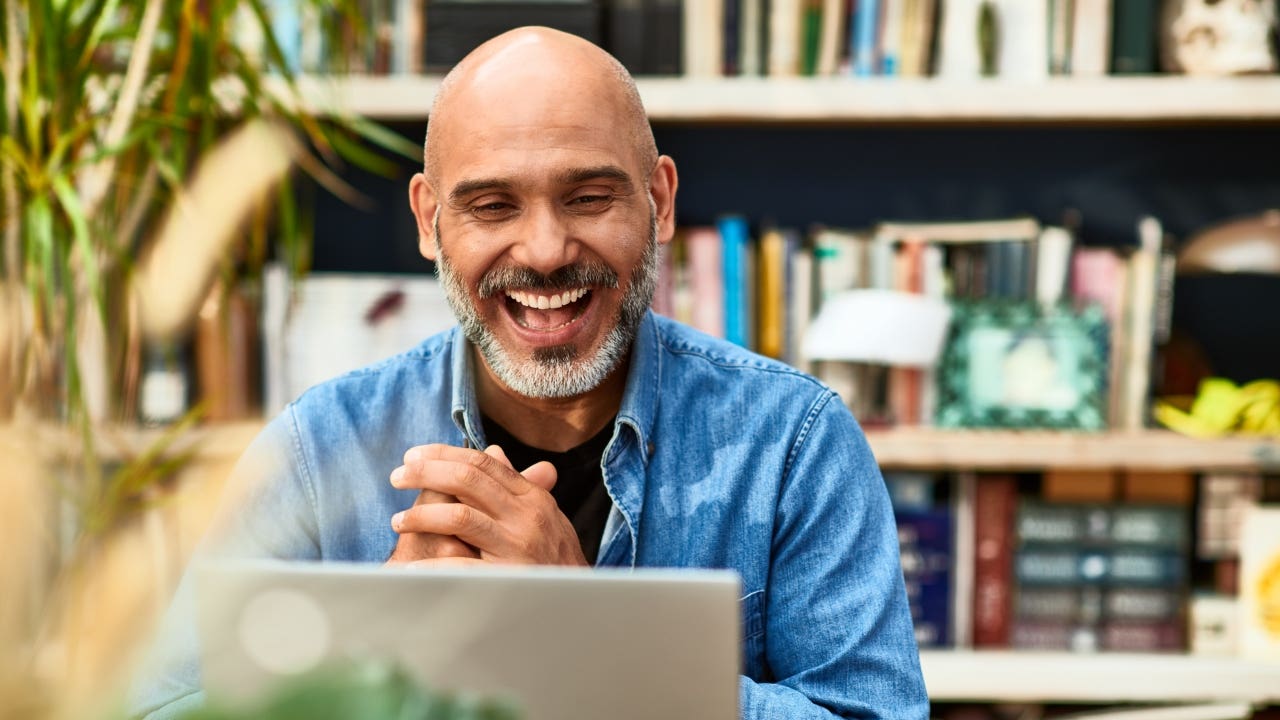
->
xmin=880 ymin=0 xmax=907 ymax=75
xmin=768 ymin=0 xmax=803 ymax=77
xmin=1035 ymin=225 xmax=1074 ymax=308
xmin=684 ymin=0 xmax=725 ymax=77
xmin=1070 ymin=0 xmax=1112 ymax=76
xmin=741 ymin=0 xmax=764 ymax=75
xmin=996 ymin=0 xmax=1050 ymax=81
xmin=817 ymin=0 xmax=846 ymax=75
xmin=936 ymin=0 xmax=985 ymax=79
xmin=1118 ymin=216 xmax=1162 ymax=431
xmin=1239 ymin=506 xmax=1280 ymax=662
xmin=789 ymin=248 xmax=815 ymax=373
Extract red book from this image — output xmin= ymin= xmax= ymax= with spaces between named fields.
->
xmin=973 ymin=474 xmax=1018 ymax=647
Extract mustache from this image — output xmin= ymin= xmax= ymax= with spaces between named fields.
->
xmin=477 ymin=263 xmax=619 ymax=299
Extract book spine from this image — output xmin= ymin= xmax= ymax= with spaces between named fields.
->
xmin=684 ymin=0 xmax=725 ymax=76
xmin=851 ymin=0 xmax=881 ymax=76
xmin=1109 ymin=0 xmax=1157 ymax=74
xmin=724 ymin=0 xmax=743 ymax=74
xmin=879 ymin=0 xmax=905 ymax=75
xmin=651 ymin=0 xmax=685 ymax=74
xmin=1069 ymin=0 xmax=1110 ymax=76
xmin=685 ymin=227 xmax=726 ymax=338
xmin=718 ymin=215 xmax=752 ymax=348
xmin=768 ymin=0 xmax=803 ymax=76
xmin=816 ymin=0 xmax=846 ymax=75
xmin=757 ymin=228 xmax=787 ymax=358
xmin=973 ymin=474 xmax=1017 ymax=647
xmin=610 ymin=0 xmax=650 ymax=75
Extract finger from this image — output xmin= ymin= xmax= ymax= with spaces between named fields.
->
xmin=484 ymin=444 xmax=513 ymax=468
xmin=420 ymin=444 xmax=530 ymax=494
xmin=412 ymin=488 xmax=454 ymax=506
xmin=392 ymin=503 xmax=506 ymax=553
xmin=407 ymin=557 xmax=490 ymax=569
xmin=521 ymin=460 xmax=557 ymax=492
xmin=400 ymin=458 xmax=517 ymax=517
xmin=386 ymin=533 xmax=478 ymax=564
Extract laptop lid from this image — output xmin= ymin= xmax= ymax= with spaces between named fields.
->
xmin=196 ymin=560 xmax=740 ymax=720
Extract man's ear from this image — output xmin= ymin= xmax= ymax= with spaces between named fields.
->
xmin=649 ymin=155 xmax=679 ymax=246
xmin=408 ymin=173 xmax=439 ymax=261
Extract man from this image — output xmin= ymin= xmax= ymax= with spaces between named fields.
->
xmin=132 ymin=27 xmax=928 ymax=719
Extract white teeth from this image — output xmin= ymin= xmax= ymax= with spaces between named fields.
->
xmin=505 ymin=287 xmax=588 ymax=310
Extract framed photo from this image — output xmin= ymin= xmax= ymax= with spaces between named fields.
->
xmin=936 ymin=302 xmax=1108 ymax=430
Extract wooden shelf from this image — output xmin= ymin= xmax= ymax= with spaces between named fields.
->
xmin=296 ymin=75 xmax=1280 ymax=124
xmin=865 ymin=428 xmax=1280 ymax=472
xmin=920 ymin=650 xmax=1280 ymax=704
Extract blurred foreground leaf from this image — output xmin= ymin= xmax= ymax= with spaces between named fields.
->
xmin=177 ymin=662 xmax=521 ymax=720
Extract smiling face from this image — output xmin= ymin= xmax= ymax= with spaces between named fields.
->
xmin=409 ymin=29 xmax=677 ymax=401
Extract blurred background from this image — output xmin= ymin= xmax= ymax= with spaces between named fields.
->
xmin=3 ymin=1 xmax=1280 ymax=719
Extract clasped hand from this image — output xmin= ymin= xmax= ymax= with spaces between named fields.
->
xmin=384 ymin=443 xmax=587 ymax=568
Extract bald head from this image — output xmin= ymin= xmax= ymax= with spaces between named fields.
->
xmin=423 ymin=27 xmax=657 ymax=186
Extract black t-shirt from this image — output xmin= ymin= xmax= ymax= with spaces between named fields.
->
xmin=480 ymin=415 xmax=614 ymax=564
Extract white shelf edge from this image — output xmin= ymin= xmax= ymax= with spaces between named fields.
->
xmin=865 ymin=428 xmax=1280 ymax=472
xmin=920 ymin=650 xmax=1280 ymax=704
xmin=295 ymin=75 xmax=1280 ymax=123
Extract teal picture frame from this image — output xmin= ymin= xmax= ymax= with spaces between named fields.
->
xmin=936 ymin=302 xmax=1109 ymax=430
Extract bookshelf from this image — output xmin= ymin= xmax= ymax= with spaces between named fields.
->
xmin=920 ymin=650 xmax=1280 ymax=704
xmin=295 ymin=75 xmax=1280 ymax=124
xmin=867 ymin=428 xmax=1280 ymax=473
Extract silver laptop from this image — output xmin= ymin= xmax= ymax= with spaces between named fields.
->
xmin=196 ymin=560 xmax=740 ymax=720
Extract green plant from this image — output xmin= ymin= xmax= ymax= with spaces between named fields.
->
xmin=177 ymin=662 xmax=522 ymax=720
xmin=0 ymin=0 xmax=416 ymax=535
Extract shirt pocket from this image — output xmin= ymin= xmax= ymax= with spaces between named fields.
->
xmin=739 ymin=589 xmax=766 ymax=678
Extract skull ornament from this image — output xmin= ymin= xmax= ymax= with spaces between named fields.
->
xmin=1161 ymin=0 xmax=1279 ymax=75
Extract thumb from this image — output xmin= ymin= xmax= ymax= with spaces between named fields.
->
xmin=522 ymin=461 xmax=558 ymax=492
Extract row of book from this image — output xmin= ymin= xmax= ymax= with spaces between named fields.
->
xmin=258 ymin=0 xmax=1193 ymax=79
xmin=682 ymin=0 xmax=1152 ymax=79
xmin=655 ymin=213 xmax=1174 ymax=430
xmin=888 ymin=470 xmax=1280 ymax=657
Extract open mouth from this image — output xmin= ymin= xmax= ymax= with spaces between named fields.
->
xmin=503 ymin=287 xmax=593 ymax=331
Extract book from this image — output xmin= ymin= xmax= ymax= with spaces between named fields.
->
xmin=683 ymin=226 xmax=726 ymax=338
xmin=816 ymin=0 xmax=846 ymax=75
xmin=973 ymin=474 xmax=1018 ymax=647
xmin=1117 ymin=216 xmax=1162 ymax=430
xmin=1069 ymin=0 xmax=1110 ymax=76
xmin=800 ymin=0 xmax=823 ymax=75
xmin=608 ymin=0 xmax=649 ymax=75
xmin=684 ymin=0 xmax=725 ymax=76
xmin=756 ymin=227 xmax=788 ymax=358
xmin=740 ymin=0 xmax=766 ymax=75
xmin=724 ymin=0 xmax=743 ymax=74
xmin=935 ymin=0 xmax=984 ymax=78
xmin=718 ymin=215 xmax=753 ymax=348
xmin=899 ymin=0 xmax=937 ymax=77
xmin=879 ymin=0 xmax=906 ymax=75
xmin=995 ymin=0 xmax=1049 ymax=81
xmin=851 ymin=0 xmax=881 ymax=76
xmin=1048 ymin=0 xmax=1072 ymax=75
xmin=1109 ymin=0 xmax=1157 ymax=73
xmin=768 ymin=0 xmax=803 ymax=76
xmin=1237 ymin=505 xmax=1280 ymax=662
xmin=650 ymin=0 xmax=684 ymax=74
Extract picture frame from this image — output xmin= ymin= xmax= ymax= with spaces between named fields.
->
xmin=935 ymin=301 xmax=1109 ymax=430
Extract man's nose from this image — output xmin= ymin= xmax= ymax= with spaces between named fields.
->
xmin=508 ymin=203 xmax=580 ymax=274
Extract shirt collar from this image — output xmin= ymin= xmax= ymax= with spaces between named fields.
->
xmin=448 ymin=311 xmax=662 ymax=457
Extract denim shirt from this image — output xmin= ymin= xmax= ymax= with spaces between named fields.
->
xmin=131 ymin=311 xmax=927 ymax=719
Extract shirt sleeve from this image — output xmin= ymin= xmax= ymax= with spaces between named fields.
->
xmin=127 ymin=408 xmax=321 ymax=719
xmin=739 ymin=391 xmax=929 ymax=720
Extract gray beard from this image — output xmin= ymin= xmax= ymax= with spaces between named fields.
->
xmin=433 ymin=208 xmax=659 ymax=399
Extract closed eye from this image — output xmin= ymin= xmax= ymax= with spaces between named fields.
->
xmin=471 ymin=202 xmax=516 ymax=221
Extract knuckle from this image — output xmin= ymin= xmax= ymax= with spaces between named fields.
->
xmin=449 ymin=503 xmax=476 ymax=532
